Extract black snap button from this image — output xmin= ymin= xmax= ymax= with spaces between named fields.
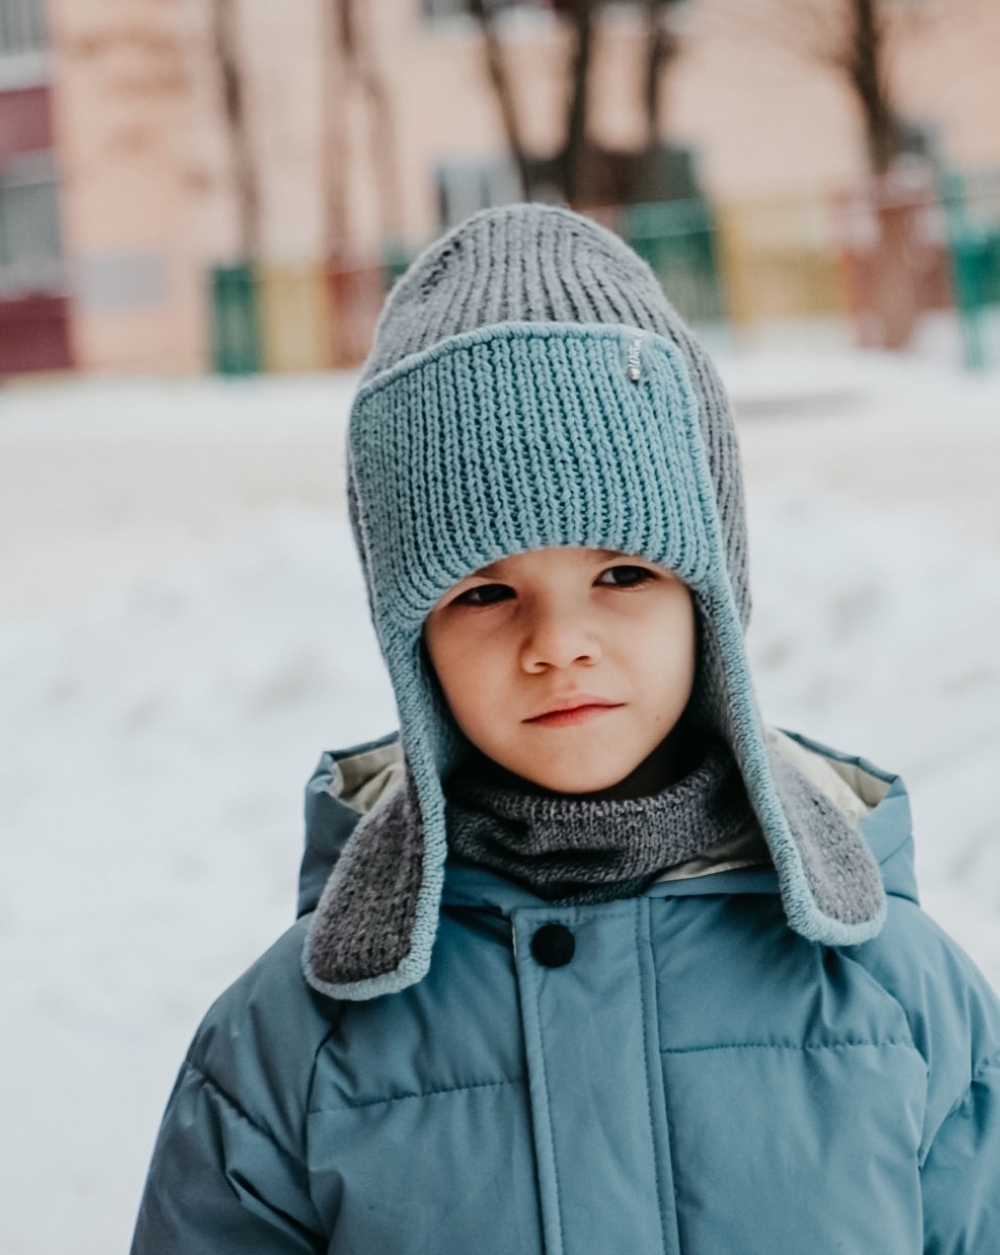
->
xmin=531 ymin=923 xmax=575 ymax=968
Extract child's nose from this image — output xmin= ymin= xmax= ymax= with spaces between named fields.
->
xmin=520 ymin=609 xmax=601 ymax=672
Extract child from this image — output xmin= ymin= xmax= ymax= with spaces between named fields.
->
xmin=132 ymin=205 xmax=1000 ymax=1254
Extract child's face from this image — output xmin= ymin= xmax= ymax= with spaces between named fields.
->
xmin=424 ymin=547 xmax=696 ymax=793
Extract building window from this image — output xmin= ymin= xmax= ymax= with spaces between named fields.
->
xmin=0 ymin=152 xmax=62 ymax=294
xmin=0 ymin=83 xmax=53 ymax=154
xmin=0 ymin=0 xmax=48 ymax=56
xmin=436 ymin=156 xmax=523 ymax=228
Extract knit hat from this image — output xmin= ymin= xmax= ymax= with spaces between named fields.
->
xmin=304 ymin=204 xmax=885 ymax=1001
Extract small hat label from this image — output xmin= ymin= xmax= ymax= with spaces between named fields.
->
xmin=627 ymin=335 xmax=643 ymax=382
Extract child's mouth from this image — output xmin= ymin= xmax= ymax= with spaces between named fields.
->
xmin=524 ymin=701 xmax=623 ymax=728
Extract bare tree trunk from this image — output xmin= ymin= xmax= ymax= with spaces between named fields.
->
xmin=844 ymin=0 xmax=898 ymax=175
xmin=321 ymin=0 xmax=350 ymax=257
xmin=212 ymin=0 xmax=259 ymax=260
xmin=642 ymin=0 xmax=678 ymax=153
xmin=469 ymin=0 xmax=531 ymax=199
xmin=337 ymin=0 xmax=402 ymax=243
xmin=563 ymin=0 xmax=596 ymax=204
xmin=471 ymin=0 xmax=686 ymax=208
xmin=715 ymin=0 xmax=904 ymax=178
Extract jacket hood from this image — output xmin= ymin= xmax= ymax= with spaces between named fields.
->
xmin=296 ymin=731 xmax=918 ymax=925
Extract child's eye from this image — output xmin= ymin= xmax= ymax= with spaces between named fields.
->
xmin=596 ymin=564 xmax=654 ymax=588
xmin=454 ymin=583 xmax=514 ymax=607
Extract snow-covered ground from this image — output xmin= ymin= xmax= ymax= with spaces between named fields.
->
xmin=1 ymin=353 xmax=999 ymax=1253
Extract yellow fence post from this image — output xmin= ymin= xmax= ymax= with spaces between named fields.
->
xmin=715 ymin=194 xmax=849 ymax=339
xmin=256 ymin=263 xmax=335 ymax=373
xmin=714 ymin=205 xmax=755 ymax=332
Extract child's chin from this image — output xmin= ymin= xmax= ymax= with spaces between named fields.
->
xmin=519 ymin=752 xmax=639 ymax=796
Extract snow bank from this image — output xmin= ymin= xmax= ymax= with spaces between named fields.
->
xmin=0 ymin=513 xmax=394 ymax=1253
xmin=746 ymin=485 xmax=1000 ymax=979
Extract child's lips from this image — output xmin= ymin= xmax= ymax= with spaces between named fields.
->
xmin=523 ymin=699 xmax=624 ymax=728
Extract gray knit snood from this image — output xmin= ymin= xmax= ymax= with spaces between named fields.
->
xmin=446 ymin=741 xmax=756 ymax=903
xmin=307 ymin=744 xmax=755 ymax=986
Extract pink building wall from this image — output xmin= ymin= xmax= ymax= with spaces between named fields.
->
xmin=45 ymin=0 xmax=208 ymax=372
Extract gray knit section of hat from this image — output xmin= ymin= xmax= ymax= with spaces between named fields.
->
xmin=360 ymin=203 xmax=750 ymax=625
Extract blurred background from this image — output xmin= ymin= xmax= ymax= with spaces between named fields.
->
xmin=1 ymin=1 xmax=999 ymax=1251
xmin=2 ymin=0 xmax=1000 ymax=373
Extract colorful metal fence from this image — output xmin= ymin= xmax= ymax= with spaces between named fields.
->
xmin=210 ymin=264 xmax=259 ymax=375
xmin=716 ymin=195 xmax=846 ymax=330
xmin=208 ymin=258 xmax=391 ymax=376
xmin=941 ymin=169 xmax=1000 ymax=369
xmin=5 ymin=159 xmax=1000 ymax=379
xmin=327 ymin=261 xmax=386 ymax=369
xmin=619 ymin=198 xmax=725 ymax=326
xmin=833 ymin=172 xmax=953 ymax=352
xmin=207 ymin=179 xmax=1000 ymax=377
xmin=257 ymin=264 xmax=334 ymax=374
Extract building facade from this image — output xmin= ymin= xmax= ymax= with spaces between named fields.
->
xmin=0 ymin=0 xmax=70 ymax=372
xmin=1 ymin=0 xmax=998 ymax=375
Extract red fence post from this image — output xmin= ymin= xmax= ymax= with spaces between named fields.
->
xmin=832 ymin=170 xmax=953 ymax=351
xmin=327 ymin=259 xmax=386 ymax=368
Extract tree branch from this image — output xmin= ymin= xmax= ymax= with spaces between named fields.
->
xmin=212 ymin=0 xmax=259 ymax=259
xmin=469 ymin=0 xmax=531 ymax=198
xmin=643 ymin=0 xmax=679 ymax=153
xmin=563 ymin=0 xmax=596 ymax=204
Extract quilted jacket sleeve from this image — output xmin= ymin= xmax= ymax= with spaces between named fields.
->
xmin=920 ymin=1054 xmax=1000 ymax=1255
xmin=854 ymin=896 xmax=1000 ymax=1254
xmin=130 ymin=1059 xmax=325 ymax=1255
xmin=130 ymin=923 xmax=334 ymax=1254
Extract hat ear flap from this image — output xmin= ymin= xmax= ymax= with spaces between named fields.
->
xmin=303 ymin=661 xmax=455 ymax=1001
xmin=691 ymin=593 xmax=886 ymax=945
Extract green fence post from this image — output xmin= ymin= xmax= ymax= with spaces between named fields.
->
xmin=380 ymin=241 xmax=412 ymax=293
xmin=210 ymin=263 xmax=260 ymax=375
xmin=938 ymin=171 xmax=998 ymax=368
xmin=619 ymin=198 xmax=726 ymax=327
xmin=941 ymin=171 xmax=990 ymax=371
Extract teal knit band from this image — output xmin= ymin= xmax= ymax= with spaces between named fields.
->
xmin=350 ymin=323 xmax=717 ymax=634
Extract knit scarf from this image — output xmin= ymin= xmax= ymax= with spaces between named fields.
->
xmin=445 ymin=741 xmax=759 ymax=903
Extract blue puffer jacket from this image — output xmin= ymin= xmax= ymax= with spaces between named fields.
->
xmin=131 ymin=734 xmax=1000 ymax=1254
